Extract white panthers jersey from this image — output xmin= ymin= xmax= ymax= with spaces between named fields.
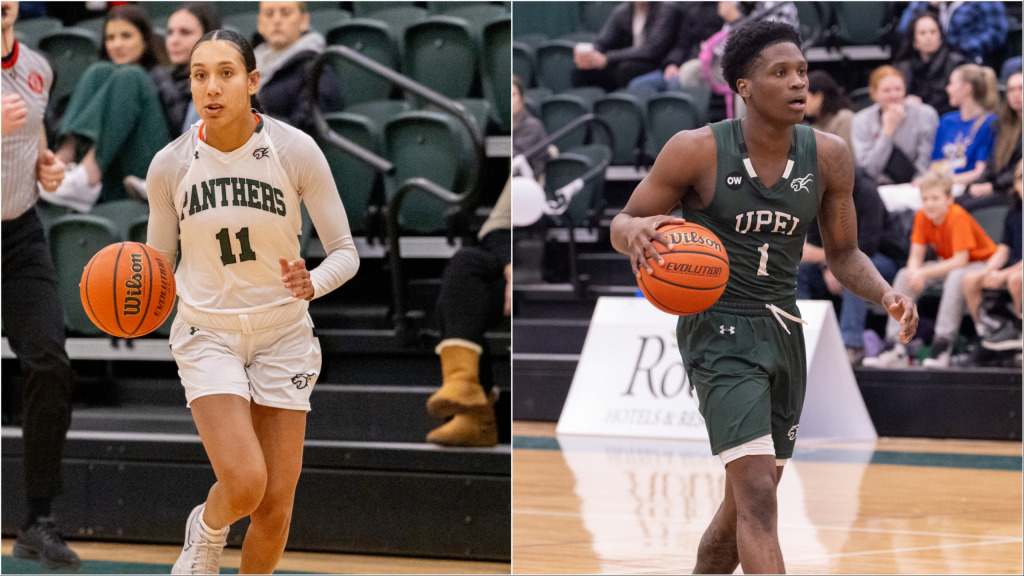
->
xmin=147 ymin=114 xmax=359 ymax=312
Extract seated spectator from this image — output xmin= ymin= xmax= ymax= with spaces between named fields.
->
xmin=254 ymin=1 xmax=344 ymax=135
xmin=894 ymin=11 xmax=966 ymax=117
xmin=661 ymin=1 xmax=798 ymax=119
xmin=962 ymin=159 xmax=1023 ymax=354
xmin=863 ymin=170 xmax=997 ymax=369
xmin=797 ymin=168 xmax=896 ymax=366
xmin=44 ymin=4 xmax=170 ymax=210
xmin=806 ymin=70 xmax=854 ymax=151
xmin=151 ymin=3 xmax=222 ymax=139
xmin=425 ymin=180 xmax=511 ymax=447
xmin=897 ymin=1 xmax=1008 ymax=67
xmin=930 ymin=64 xmax=999 ymax=188
xmin=571 ymin=2 xmax=679 ymax=92
xmin=960 ymin=71 xmax=1022 ymax=212
xmin=852 ymin=65 xmax=939 ymax=185
xmin=512 ymin=75 xmax=549 ymax=183
xmin=625 ymin=2 xmax=721 ymax=96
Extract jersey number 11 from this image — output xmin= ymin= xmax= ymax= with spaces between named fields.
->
xmin=216 ymin=227 xmax=256 ymax=266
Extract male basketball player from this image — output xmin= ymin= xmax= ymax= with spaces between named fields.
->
xmin=610 ymin=21 xmax=918 ymax=573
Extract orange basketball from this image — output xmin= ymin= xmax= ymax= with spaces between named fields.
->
xmin=637 ymin=222 xmax=729 ymax=315
xmin=80 ymin=242 xmax=176 ymax=338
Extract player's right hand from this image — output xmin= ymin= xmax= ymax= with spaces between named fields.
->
xmin=1 ymin=93 xmax=27 ymax=136
xmin=624 ymin=214 xmax=687 ymax=277
xmin=882 ymin=290 xmax=919 ymax=344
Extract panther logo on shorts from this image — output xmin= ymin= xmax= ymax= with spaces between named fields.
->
xmin=788 ymin=424 xmax=799 ymax=440
xmin=292 ymin=372 xmax=317 ymax=389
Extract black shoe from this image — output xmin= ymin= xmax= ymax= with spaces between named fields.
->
xmin=13 ymin=516 xmax=82 ymax=571
xmin=982 ymin=322 xmax=1023 ymax=351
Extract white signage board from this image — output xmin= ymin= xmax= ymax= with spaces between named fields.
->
xmin=557 ymin=297 xmax=876 ymax=442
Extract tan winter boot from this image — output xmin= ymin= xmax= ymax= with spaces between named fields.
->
xmin=426 ymin=339 xmax=488 ymax=418
xmin=427 ymin=388 xmax=499 ymax=447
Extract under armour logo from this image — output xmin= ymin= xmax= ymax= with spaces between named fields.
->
xmin=790 ymin=174 xmax=814 ymax=193
xmin=788 ymin=424 xmax=799 ymax=440
xmin=292 ymin=372 xmax=317 ymax=389
xmin=189 ymin=327 xmax=200 ymax=335
xmin=253 ymin=147 xmax=270 ymax=160
xmin=720 ymin=325 xmax=735 ymax=334
xmin=193 ymin=151 xmax=199 ymax=159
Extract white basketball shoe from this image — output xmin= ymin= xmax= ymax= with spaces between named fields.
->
xmin=171 ymin=503 xmax=228 ymax=574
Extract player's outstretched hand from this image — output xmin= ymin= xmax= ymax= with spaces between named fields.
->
xmin=624 ymin=215 xmax=687 ymax=276
xmin=882 ymin=291 xmax=919 ymax=344
xmin=280 ymin=257 xmax=313 ymax=301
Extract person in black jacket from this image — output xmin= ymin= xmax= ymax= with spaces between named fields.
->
xmin=894 ymin=11 xmax=967 ymax=117
xmin=626 ymin=2 xmax=721 ymax=95
xmin=253 ymin=1 xmax=344 ymax=135
xmin=571 ymin=2 xmax=679 ymax=92
xmin=150 ymin=3 xmax=222 ymax=138
xmin=797 ymin=168 xmax=898 ymax=365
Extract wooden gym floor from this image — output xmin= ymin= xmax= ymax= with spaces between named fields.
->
xmin=512 ymin=421 xmax=1023 ymax=575
xmin=1 ymin=539 xmax=510 ymax=574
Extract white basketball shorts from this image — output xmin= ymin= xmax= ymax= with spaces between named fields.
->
xmin=169 ymin=300 xmax=322 ymax=411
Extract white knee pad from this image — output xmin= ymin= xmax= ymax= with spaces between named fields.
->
xmin=719 ymin=434 xmax=787 ymax=467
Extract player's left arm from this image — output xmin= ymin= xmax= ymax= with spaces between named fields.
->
xmin=816 ymin=132 xmax=919 ymax=343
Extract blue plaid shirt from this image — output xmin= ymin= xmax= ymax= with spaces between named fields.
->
xmin=898 ymin=1 xmax=1008 ymax=64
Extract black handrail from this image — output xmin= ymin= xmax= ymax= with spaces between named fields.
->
xmin=310 ymin=45 xmax=487 ymax=343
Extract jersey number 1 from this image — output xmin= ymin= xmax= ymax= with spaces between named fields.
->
xmin=757 ymin=243 xmax=770 ymax=276
xmin=216 ymin=227 xmax=256 ymax=266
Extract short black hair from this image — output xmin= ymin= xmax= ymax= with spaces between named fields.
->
xmin=721 ymin=20 xmax=802 ymax=93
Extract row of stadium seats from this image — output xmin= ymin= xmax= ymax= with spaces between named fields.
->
xmin=19 ymin=4 xmax=511 ymax=135
xmin=524 ymin=86 xmax=710 ymax=167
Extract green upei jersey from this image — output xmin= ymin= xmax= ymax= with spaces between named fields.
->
xmin=685 ymin=119 xmax=819 ymax=305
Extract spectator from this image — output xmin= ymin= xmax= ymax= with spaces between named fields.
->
xmin=658 ymin=1 xmax=798 ymax=119
xmin=150 ymin=3 xmax=222 ymax=139
xmin=806 ymin=70 xmax=854 ymax=151
xmin=962 ymin=159 xmax=1022 ymax=353
xmin=898 ymin=1 xmax=1008 ymax=67
xmin=626 ymin=2 xmax=721 ymax=95
xmin=852 ymin=65 xmax=939 ymax=185
xmin=253 ymin=1 xmax=344 ymax=135
xmin=894 ymin=11 xmax=966 ymax=117
xmin=864 ymin=170 xmax=997 ymax=369
xmin=571 ymin=2 xmax=679 ymax=92
xmin=960 ymin=71 xmax=1022 ymax=211
xmin=798 ymin=169 xmax=896 ymax=366
xmin=930 ymin=63 xmax=998 ymax=188
xmin=425 ymin=180 xmax=511 ymax=447
xmin=44 ymin=4 xmax=170 ymax=210
xmin=1 ymin=2 xmax=80 ymax=570
xmin=512 ymin=75 xmax=548 ymax=182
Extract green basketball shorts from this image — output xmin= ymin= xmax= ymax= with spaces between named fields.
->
xmin=675 ymin=298 xmax=807 ymax=460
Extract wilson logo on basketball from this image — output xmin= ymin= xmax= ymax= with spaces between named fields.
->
xmin=666 ymin=231 xmax=723 ymax=253
xmin=122 ymin=252 xmax=145 ymax=316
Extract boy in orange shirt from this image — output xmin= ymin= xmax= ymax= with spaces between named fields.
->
xmin=864 ymin=170 xmax=997 ymax=368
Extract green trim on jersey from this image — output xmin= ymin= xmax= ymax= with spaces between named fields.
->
xmin=685 ymin=119 xmax=819 ymax=305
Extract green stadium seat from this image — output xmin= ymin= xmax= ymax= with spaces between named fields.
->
xmin=535 ymin=39 xmax=576 ymax=93
xmin=352 ymin=2 xmax=421 ymax=18
xmin=321 ymin=111 xmax=384 ymax=236
xmin=403 ymin=17 xmax=478 ymax=100
xmin=593 ymin=93 xmax=643 ymax=166
xmin=578 ymin=1 xmax=618 ymax=34
xmin=971 ymin=205 xmax=1010 ymax=245
xmin=90 ymin=199 xmax=149 ymax=242
xmin=325 ymin=19 xmax=400 ymax=105
xmin=222 ymin=11 xmax=259 ymax=43
xmin=13 ymin=16 xmax=62 ymax=49
xmin=482 ymin=17 xmax=512 ymax=133
xmin=645 ymin=93 xmax=701 ymax=160
xmin=512 ymin=41 xmax=534 ymax=87
xmin=850 ymin=87 xmax=874 ymax=112
xmin=38 ymin=28 xmax=100 ymax=114
xmin=47 ymin=214 xmax=120 ymax=336
xmin=539 ymin=94 xmax=590 ymax=151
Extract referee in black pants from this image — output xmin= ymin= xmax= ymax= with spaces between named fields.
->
xmin=2 ymin=1 xmax=81 ymax=570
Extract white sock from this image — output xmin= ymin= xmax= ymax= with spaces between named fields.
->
xmin=199 ymin=510 xmax=225 ymax=537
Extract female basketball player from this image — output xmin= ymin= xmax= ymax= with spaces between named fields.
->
xmin=145 ymin=29 xmax=359 ymax=574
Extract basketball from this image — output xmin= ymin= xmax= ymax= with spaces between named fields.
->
xmin=636 ymin=222 xmax=729 ymax=315
xmin=80 ymin=242 xmax=177 ymax=338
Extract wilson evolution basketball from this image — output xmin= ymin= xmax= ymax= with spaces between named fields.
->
xmin=637 ymin=222 xmax=729 ymax=315
xmin=80 ymin=242 xmax=176 ymax=338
